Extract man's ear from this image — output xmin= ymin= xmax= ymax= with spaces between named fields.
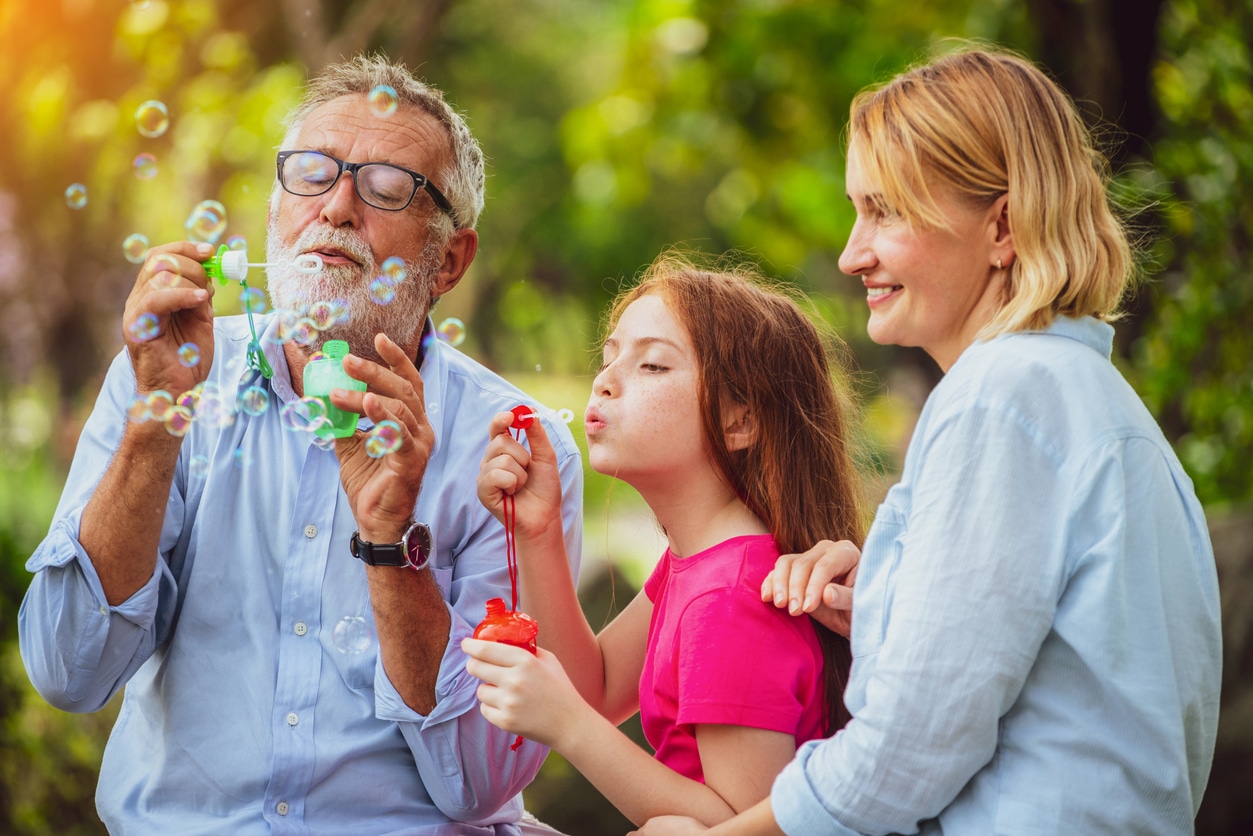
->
xmin=431 ymin=228 xmax=479 ymax=300
xmin=723 ymin=403 xmax=757 ymax=452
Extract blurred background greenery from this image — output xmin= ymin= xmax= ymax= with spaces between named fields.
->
xmin=0 ymin=0 xmax=1250 ymax=833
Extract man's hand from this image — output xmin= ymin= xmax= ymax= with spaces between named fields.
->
xmin=122 ymin=242 xmax=217 ymax=396
xmin=761 ymin=539 xmax=861 ymax=636
xmin=331 ymin=333 xmax=436 ymax=541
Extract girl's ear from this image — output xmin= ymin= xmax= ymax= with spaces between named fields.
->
xmin=722 ymin=403 xmax=757 ymax=452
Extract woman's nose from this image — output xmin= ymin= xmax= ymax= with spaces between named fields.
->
xmin=838 ymin=218 xmax=876 ymax=276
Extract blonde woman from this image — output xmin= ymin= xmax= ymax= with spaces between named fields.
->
xmin=638 ymin=47 xmax=1221 ymax=836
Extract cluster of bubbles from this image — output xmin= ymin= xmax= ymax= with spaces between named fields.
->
xmin=367 ymin=255 xmax=407 ymax=306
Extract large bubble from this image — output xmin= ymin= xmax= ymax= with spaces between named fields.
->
xmin=135 ymin=100 xmax=170 ymax=138
xmin=65 ymin=183 xmax=88 ymax=210
xmin=368 ymin=85 xmax=399 ymax=117
xmin=123 ymin=233 xmax=150 ymax=264
xmin=132 ymin=152 xmax=158 ymax=180
xmin=369 ymin=276 xmax=396 ymax=305
xmin=333 ymin=615 xmax=373 ymax=653
xmin=436 ymin=317 xmax=466 ymax=347
xmin=184 ymin=200 xmax=228 ymax=244
xmin=365 ymin=420 xmax=403 ymax=458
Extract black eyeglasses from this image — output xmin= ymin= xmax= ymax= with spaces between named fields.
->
xmin=276 ymin=150 xmax=458 ymax=226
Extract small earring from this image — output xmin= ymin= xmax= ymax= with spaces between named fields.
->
xmin=996 ymin=258 xmax=1003 ymax=270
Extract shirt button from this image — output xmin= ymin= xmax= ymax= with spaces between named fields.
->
xmin=276 ymin=801 xmax=289 ymax=816
xmin=99 ymin=606 xmax=108 ymax=616
xmin=304 ymin=524 xmax=318 ymax=539
xmin=294 ymin=621 xmax=308 ymax=636
xmin=286 ymin=712 xmax=299 ymax=727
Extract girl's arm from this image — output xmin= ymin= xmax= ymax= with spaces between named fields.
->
xmin=477 ymin=412 xmax=648 ymax=719
xmin=462 ymin=640 xmax=796 ymax=826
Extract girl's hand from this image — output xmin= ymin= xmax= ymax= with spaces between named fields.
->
xmin=476 ymin=411 xmax=565 ymax=541
xmin=461 ymin=639 xmax=588 ymax=749
xmin=761 ymin=539 xmax=861 ymax=637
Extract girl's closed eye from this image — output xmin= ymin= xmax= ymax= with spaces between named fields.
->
xmin=642 ymin=362 xmax=669 ymax=373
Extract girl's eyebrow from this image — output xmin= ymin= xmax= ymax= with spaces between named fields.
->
xmin=603 ymin=335 xmax=684 ymax=352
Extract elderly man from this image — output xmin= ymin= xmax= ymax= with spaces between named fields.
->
xmin=19 ymin=55 xmax=582 ymax=834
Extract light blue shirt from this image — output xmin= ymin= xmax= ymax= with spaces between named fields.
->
xmin=773 ymin=316 xmax=1221 ymax=835
xmin=19 ymin=314 xmax=584 ymax=835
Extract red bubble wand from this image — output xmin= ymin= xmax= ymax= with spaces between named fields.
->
xmin=473 ymin=405 xmax=540 ymax=751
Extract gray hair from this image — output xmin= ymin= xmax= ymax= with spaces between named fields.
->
xmin=279 ymin=53 xmax=485 ymax=235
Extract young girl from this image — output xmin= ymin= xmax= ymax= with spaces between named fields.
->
xmin=461 ymin=254 xmax=863 ymax=827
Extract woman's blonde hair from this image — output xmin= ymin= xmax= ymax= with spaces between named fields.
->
xmin=848 ymin=46 xmax=1135 ymax=336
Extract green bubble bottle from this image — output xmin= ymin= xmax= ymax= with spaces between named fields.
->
xmin=303 ymin=340 xmax=366 ymax=439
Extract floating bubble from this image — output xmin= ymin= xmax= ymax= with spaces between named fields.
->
xmin=333 ymin=614 xmax=373 ymax=654
xmin=381 ymin=256 xmax=407 ymax=283
xmin=188 ymin=454 xmax=209 ymax=479
xmin=237 ymin=385 xmax=269 ymax=416
xmin=557 ymin=408 xmax=575 ymax=424
xmin=123 ymin=233 xmax=149 ymax=263
xmin=309 ymin=300 xmax=339 ymax=330
xmin=420 ymin=331 xmax=437 ymax=357
xmin=233 ymin=446 xmax=251 ymax=468
xmin=280 ymin=396 xmax=329 ymax=433
xmin=535 ymin=364 xmax=542 ymax=372
xmin=129 ymin=312 xmax=160 ymax=342
xmin=436 ymin=317 xmax=466 ymax=347
xmin=226 ymin=234 xmax=247 ymax=251
xmin=193 ymin=384 xmax=234 ymax=429
xmin=239 ymin=286 xmax=267 ymax=314
xmin=132 ymin=152 xmax=158 ymax=180
xmin=126 ymin=395 xmax=151 ymax=422
xmin=427 ymin=401 xmax=440 ymax=415
xmin=164 ymin=405 xmax=194 ymax=437
xmin=185 ymin=199 xmax=228 ymax=244
xmin=176 ymin=387 xmax=201 ymax=414
xmin=148 ymin=252 xmax=182 ymax=287
xmin=177 ymin=342 xmax=201 ymax=367
xmin=368 ymin=85 xmax=399 ymax=117
xmin=365 ymin=420 xmax=403 ymax=458
xmin=369 ymin=275 xmax=395 ymax=305
xmin=307 ymin=350 xmax=325 ymax=364
xmin=135 ymin=100 xmax=169 ymax=138
xmin=146 ymin=390 xmax=174 ymax=422
xmin=65 ymin=183 xmax=88 ymax=210
xmin=312 ymin=433 xmax=336 ymax=452
xmin=290 ymin=318 xmax=319 ymax=346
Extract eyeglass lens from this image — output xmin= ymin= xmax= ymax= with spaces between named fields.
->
xmin=281 ymin=151 xmax=416 ymax=211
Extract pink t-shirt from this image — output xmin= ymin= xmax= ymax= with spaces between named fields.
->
xmin=640 ymin=534 xmax=826 ymax=783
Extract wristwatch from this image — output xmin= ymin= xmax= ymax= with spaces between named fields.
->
xmin=350 ymin=521 xmax=433 ymax=570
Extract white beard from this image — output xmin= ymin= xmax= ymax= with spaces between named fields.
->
xmin=264 ymin=216 xmax=440 ymax=365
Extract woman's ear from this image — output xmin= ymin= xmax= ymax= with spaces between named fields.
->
xmin=722 ymin=403 xmax=757 ymax=452
xmin=990 ymin=192 xmax=1015 ymax=270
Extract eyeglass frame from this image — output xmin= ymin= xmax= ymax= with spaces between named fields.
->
xmin=276 ymin=150 xmax=459 ymax=227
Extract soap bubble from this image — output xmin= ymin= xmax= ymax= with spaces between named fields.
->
xmin=368 ymin=85 xmax=399 ymax=117
xmin=290 ymin=318 xmax=319 ymax=346
xmin=177 ymin=342 xmax=201 ymax=367
xmin=129 ymin=312 xmax=160 ymax=342
xmin=436 ymin=317 xmax=466 ymax=347
xmin=193 ymin=384 xmax=234 ymax=429
xmin=535 ymin=364 xmax=542 ymax=372
xmin=365 ymin=420 xmax=403 ymax=458
xmin=188 ymin=454 xmax=209 ymax=479
xmin=312 ymin=433 xmax=336 ymax=452
xmin=381 ymin=256 xmax=407 ymax=283
xmin=176 ymin=387 xmax=201 ymax=414
xmin=126 ymin=395 xmax=151 ymax=422
xmin=146 ymin=390 xmax=174 ymax=422
xmin=132 ymin=152 xmax=158 ymax=180
xmin=333 ymin=615 xmax=373 ymax=654
xmin=185 ymin=200 xmax=227 ymax=244
xmin=369 ymin=275 xmax=395 ymax=305
xmin=281 ymin=396 xmax=328 ymax=433
xmin=237 ymin=385 xmax=270 ymax=416
xmin=427 ymin=401 xmax=440 ymax=415
xmin=226 ymin=234 xmax=247 ymax=251
xmin=557 ymin=408 xmax=575 ymax=424
xmin=135 ymin=100 xmax=170 ymax=138
xmin=123 ymin=233 xmax=149 ymax=263
xmin=309 ymin=300 xmax=340 ymax=330
xmin=239 ymin=286 xmax=267 ymax=314
xmin=148 ymin=252 xmax=182 ymax=287
xmin=65 ymin=183 xmax=88 ymax=210
xmin=164 ymin=405 xmax=194 ymax=437
xmin=233 ymin=446 xmax=251 ymax=468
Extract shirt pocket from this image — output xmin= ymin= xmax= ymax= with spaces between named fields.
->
xmin=851 ymin=500 xmax=908 ymax=658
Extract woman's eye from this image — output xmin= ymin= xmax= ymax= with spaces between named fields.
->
xmin=642 ymin=363 xmax=668 ymax=372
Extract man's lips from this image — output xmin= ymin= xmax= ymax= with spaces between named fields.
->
xmin=307 ymin=247 xmax=361 ymax=266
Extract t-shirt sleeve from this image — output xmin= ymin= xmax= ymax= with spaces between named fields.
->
xmin=644 ymin=551 xmax=670 ymax=602
xmin=673 ymin=586 xmax=820 ymax=735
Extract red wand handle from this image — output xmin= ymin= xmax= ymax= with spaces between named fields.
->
xmin=474 ymin=597 xmax=539 ymax=750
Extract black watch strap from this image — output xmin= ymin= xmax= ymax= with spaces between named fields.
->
xmin=350 ymin=522 xmax=432 ymax=569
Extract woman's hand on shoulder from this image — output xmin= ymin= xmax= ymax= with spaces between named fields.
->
xmin=761 ymin=539 xmax=860 ymax=637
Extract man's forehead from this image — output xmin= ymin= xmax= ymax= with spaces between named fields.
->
xmin=296 ymin=95 xmax=450 ymax=166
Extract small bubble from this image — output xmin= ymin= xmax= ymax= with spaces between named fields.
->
xmin=226 ymin=235 xmax=247 ymax=251
xmin=135 ymin=100 xmax=170 ymax=138
xmin=369 ymin=275 xmax=395 ymax=305
xmin=65 ymin=183 xmax=88 ymax=210
xmin=239 ymin=286 xmax=267 ymax=314
xmin=312 ymin=433 xmax=335 ymax=451
xmin=164 ymin=405 xmax=194 ymax=437
xmin=557 ymin=408 xmax=575 ymax=424
xmin=177 ymin=342 xmax=201 ymax=367
xmin=146 ymin=390 xmax=174 ymax=421
xmin=177 ymin=387 xmax=201 ymax=414
xmin=381 ymin=256 xmax=407 ymax=283
xmin=436 ymin=317 xmax=466 ymax=347
xmin=148 ymin=252 xmax=182 ymax=287
xmin=126 ymin=395 xmax=151 ymax=422
xmin=307 ymin=350 xmax=325 ymax=364
xmin=233 ymin=446 xmax=250 ymax=468
xmin=333 ymin=614 xmax=373 ymax=653
xmin=237 ymin=385 xmax=269 ymax=416
xmin=185 ymin=199 xmax=228 ymax=244
xmin=188 ymin=454 xmax=209 ymax=479
xmin=129 ymin=312 xmax=160 ymax=342
xmin=281 ymin=397 xmax=328 ymax=433
xmin=291 ymin=318 xmax=319 ymax=346
xmin=123 ymin=233 xmax=149 ymax=264
xmin=535 ymin=364 xmax=542 ymax=372
xmin=368 ymin=85 xmax=399 ymax=117
xmin=309 ymin=300 xmax=337 ymax=330
xmin=365 ymin=420 xmax=403 ymax=458
xmin=428 ymin=401 xmax=440 ymax=415
xmin=132 ymin=152 xmax=158 ymax=180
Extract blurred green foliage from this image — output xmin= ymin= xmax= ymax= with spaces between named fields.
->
xmin=1 ymin=0 xmax=1250 ymax=833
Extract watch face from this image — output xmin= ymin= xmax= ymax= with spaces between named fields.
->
xmin=404 ymin=523 xmax=433 ymax=570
